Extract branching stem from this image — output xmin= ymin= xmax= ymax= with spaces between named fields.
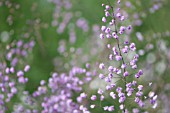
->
xmin=106 ymin=0 xmax=127 ymax=112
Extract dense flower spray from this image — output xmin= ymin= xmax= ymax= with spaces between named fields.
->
xmin=79 ymin=1 xmax=158 ymax=113
xmin=0 ymin=39 xmax=35 ymax=113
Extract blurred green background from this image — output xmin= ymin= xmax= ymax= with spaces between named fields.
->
xmin=0 ymin=0 xmax=170 ymax=112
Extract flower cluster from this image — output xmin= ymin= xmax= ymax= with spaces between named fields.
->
xmin=0 ymin=38 xmax=35 ymax=112
xmin=82 ymin=1 xmax=158 ymax=113
xmin=31 ymin=66 xmax=98 ymax=113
